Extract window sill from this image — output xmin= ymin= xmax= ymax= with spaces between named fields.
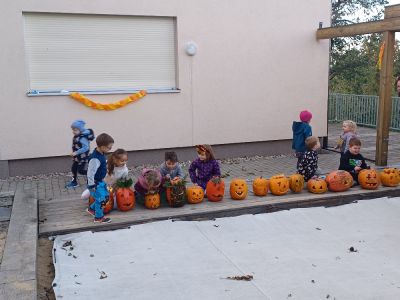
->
xmin=26 ymin=88 xmax=180 ymax=97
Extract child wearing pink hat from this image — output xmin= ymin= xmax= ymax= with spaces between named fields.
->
xmin=292 ymin=110 xmax=313 ymax=167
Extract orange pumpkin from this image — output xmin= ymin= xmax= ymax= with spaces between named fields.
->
xmin=289 ymin=174 xmax=304 ymax=193
xmin=307 ymin=178 xmax=328 ymax=194
xmin=144 ymin=193 xmax=160 ymax=209
xmin=252 ymin=176 xmax=269 ymax=196
xmin=166 ymin=184 xmax=186 ymax=207
xmin=186 ymin=185 xmax=205 ymax=204
xmin=358 ymin=169 xmax=380 ymax=190
xmin=380 ymin=168 xmax=400 ymax=187
xmin=116 ymin=188 xmax=135 ymax=211
xmin=88 ymin=190 xmax=114 ymax=214
xmin=230 ymin=178 xmax=248 ymax=200
xmin=206 ymin=177 xmax=225 ymax=202
xmin=269 ymin=174 xmax=289 ymax=196
xmin=325 ymin=170 xmax=353 ymax=192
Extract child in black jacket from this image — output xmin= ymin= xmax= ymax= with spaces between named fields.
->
xmin=297 ymin=136 xmax=320 ymax=181
xmin=339 ymin=137 xmax=368 ymax=183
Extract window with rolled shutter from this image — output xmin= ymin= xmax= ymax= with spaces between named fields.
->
xmin=23 ymin=12 xmax=177 ymax=95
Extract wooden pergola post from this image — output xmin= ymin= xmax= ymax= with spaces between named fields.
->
xmin=376 ymin=31 xmax=395 ymax=165
xmin=316 ymin=5 xmax=400 ymax=166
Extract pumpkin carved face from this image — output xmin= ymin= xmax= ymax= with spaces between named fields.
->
xmin=380 ymin=168 xmax=400 ymax=187
xmin=116 ymin=188 xmax=135 ymax=211
xmin=230 ymin=179 xmax=248 ymax=200
xmin=358 ymin=169 xmax=380 ymax=190
xmin=307 ymin=178 xmax=328 ymax=194
xmin=252 ymin=177 xmax=269 ymax=196
xmin=166 ymin=185 xmax=186 ymax=207
xmin=144 ymin=193 xmax=160 ymax=209
xmin=269 ymin=174 xmax=289 ymax=196
xmin=206 ymin=177 xmax=225 ymax=202
xmin=325 ymin=170 xmax=353 ymax=192
xmin=186 ymin=185 xmax=205 ymax=204
xmin=289 ymin=174 xmax=304 ymax=193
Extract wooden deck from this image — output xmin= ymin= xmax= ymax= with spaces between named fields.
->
xmin=39 ymin=185 xmax=400 ymax=237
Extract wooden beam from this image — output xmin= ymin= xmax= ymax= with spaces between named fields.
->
xmin=316 ymin=18 xmax=400 ymax=39
xmin=385 ymin=4 xmax=400 ymax=19
xmin=376 ymin=31 xmax=395 ymax=166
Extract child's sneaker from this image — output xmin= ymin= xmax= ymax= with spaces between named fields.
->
xmin=65 ymin=181 xmax=79 ymax=189
xmin=86 ymin=208 xmax=95 ymax=216
xmin=94 ymin=217 xmax=111 ymax=223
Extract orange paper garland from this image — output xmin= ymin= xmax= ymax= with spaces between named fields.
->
xmin=70 ymin=90 xmax=147 ymax=110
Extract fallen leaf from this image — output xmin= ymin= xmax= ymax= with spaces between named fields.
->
xmin=62 ymin=241 xmax=72 ymax=248
xmin=225 ymin=275 xmax=253 ymax=281
xmin=99 ymin=271 xmax=107 ymax=279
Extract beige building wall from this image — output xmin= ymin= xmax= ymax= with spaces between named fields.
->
xmin=0 ymin=0 xmax=330 ymax=161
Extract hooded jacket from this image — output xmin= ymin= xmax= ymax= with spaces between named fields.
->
xmin=292 ymin=121 xmax=312 ymax=153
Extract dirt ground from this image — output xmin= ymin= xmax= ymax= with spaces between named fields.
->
xmin=37 ymin=237 xmax=55 ymax=300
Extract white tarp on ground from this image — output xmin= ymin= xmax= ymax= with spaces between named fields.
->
xmin=53 ymin=197 xmax=400 ymax=300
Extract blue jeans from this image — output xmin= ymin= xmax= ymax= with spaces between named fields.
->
xmin=89 ymin=182 xmax=109 ymax=218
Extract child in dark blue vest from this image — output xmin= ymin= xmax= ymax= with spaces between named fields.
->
xmin=66 ymin=120 xmax=95 ymax=188
xmin=86 ymin=133 xmax=114 ymax=223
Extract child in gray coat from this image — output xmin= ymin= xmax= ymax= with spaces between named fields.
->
xmin=160 ymin=151 xmax=184 ymax=181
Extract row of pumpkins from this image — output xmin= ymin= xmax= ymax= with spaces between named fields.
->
xmin=89 ymin=168 xmax=400 ymax=213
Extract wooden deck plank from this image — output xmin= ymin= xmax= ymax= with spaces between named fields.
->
xmin=39 ymin=186 xmax=400 ymax=237
xmin=0 ymin=188 xmax=37 ymax=300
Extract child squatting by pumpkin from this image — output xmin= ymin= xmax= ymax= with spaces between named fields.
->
xmin=339 ymin=137 xmax=369 ymax=184
xmin=86 ymin=133 xmax=115 ymax=223
xmin=160 ymin=151 xmax=184 ymax=182
xmin=189 ymin=145 xmax=221 ymax=190
xmin=297 ymin=136 xmax=320 ymax=181
xmin=134 ymin=168 xmax=163 ymax=200
xmin=65 ymin=119 xmax=95 ymax=189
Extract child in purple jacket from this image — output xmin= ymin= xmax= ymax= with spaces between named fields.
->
xmin=189 ymin=145 xmax=221 ymax=190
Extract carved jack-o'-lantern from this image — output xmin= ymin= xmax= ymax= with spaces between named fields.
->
xmin=206 ymin=177 xmax=225 ymax=202
xmin=166 ymin=181 xmax=186 ymax=207
xmin=115 ymin=178 xmax=135 ymax=211
xmin=269 ymin=174 xmax=289 ymax=196
xmin=230 ymin=178 xmax=248 ymax=200
xmin=380 ymin=168 xmax=400 ymax=187
xmin=307 ymin=178 xmax=328 ymax=194
xmin=252 ymin=176 xmax=269 ymax=196
xmin=289 ymin=174 xmax=304 ymax=193
xmin=116 ymin=188 xmax=135 ymax=211
xmin=186 ymin=185 xmax=205 ymax=204
xmin=144 ymin=193 xmax=160 ymax=209
xmin=325 ymin=170 xmax=353 ymax=192
xmin=358 ymin=169 xmax=380 ymax=190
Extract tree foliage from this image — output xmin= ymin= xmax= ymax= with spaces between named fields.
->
xmin=328 ymin=0 xmax=400 ymax=95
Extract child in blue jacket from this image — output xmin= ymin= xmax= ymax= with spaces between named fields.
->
xmin=292 ymin=110 xmax=313 ymax=167
xmin=66 ymin=120 xmax=95 ymax=188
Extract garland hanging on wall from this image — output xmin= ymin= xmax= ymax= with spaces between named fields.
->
xmin=70 ymin=90 xmax=147 ymax=110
